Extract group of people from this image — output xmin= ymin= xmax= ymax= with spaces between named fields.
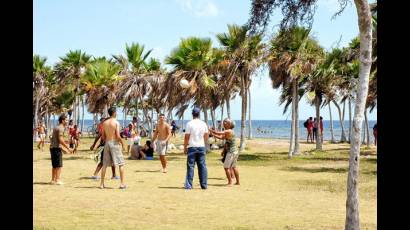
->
xmin=304 ymin=117 xmax=323 ymax=143
xmin=46 ymin=106 xmax=239 ymax=189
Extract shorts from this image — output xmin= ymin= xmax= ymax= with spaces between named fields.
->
xmin=39 ymin=133 xmax=46 ymax=139
xmin=154 ymin=140 xmax=167 ymax=156
xmin=223 ymin=151 xmax=239 ymax=168
xmin=103 ymin=141 xmax=125 ymax=167
xmin=127 ymin=138 xmax=134 ymax=146
xmin=50 ymin=147 xmax=63 ymax=168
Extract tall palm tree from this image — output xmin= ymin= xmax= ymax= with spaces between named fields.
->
xmin=81 ymin=58 xmax=121 ymax=116
xmin=54 ymin=50 xmax=91 ymax=125
xmin=216 ymin=24 xmax=264 ymax=151
xmin=33 ymin=55 xmax=52 ymax=129
xmin=268 ymin=26 xmax=322 ymax=157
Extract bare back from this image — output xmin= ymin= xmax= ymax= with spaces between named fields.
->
xmin=102 ymin=118 xmax=121 ymax=142
xmin=38 ymin=125 xmax=45 ymax=134
xmin=155 ymin=122 xmax=171 ymax=141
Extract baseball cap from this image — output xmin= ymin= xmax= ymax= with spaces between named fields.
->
xmin=192 ymin=107 xmax=201 ymax=116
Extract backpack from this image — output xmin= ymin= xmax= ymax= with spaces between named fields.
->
xmin=303 ymin=120 xmax=308 ymax=128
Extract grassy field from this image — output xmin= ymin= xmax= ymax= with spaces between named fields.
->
xmin=33 ymin=135 xmax=377 ymax=230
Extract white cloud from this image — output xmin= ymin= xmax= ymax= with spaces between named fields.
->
xmin=176 ymin=0 xmax=219 ymax=17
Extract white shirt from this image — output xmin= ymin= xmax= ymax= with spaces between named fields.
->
xmin=185 ymin=118 xmax=208 ymax=148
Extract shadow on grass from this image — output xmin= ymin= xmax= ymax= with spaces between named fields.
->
xmin=74 ymin=186 xmax=114 ymax=189
xmin=33 ymin=182 xmax=52 ymax=185
xmin=364 ymin=158 xmax=377 ymax=163
xmin=301 ymin=157 xmax=348 ymax=162
xmin=135 ymin=170 xmax=160 ymax=173
xmin=363 ymin=170 xmax=377 ymax=175
xmin=208 ymin=177 xmax=225 ymax=180
xmin=158 ymin=186 xmax=184 ymax=190
xmin=284 ymin=166 xmax=348 ymax=174
xmin=45 ymin=156 xmax=86 ymax=161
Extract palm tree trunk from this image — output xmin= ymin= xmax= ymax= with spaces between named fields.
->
xmin=135 ymin=97 xmax=139 ymax=123
xmin=364 ymin=108 xmax=370 ymax=147
xmin=288 ymin=87 xmax=296 ymax=158
xmin=333 ymin=100 xmax=347 ymax=142
xmin=220 ymin=104 xmax=224 ymax=131
xmin=248 ymin=89 xmax=252 ymax=139
xmin=293 ymin=80 xmax=300 ymax=154
xmin=329 ymin=103 xmax=336 ymax=143
xmin=239 ymin=78 xmax=247 ymax=152
xmin=182 ymin=113 xmax=185 ymax=131
xmin=342 ymin=100 xmax=345 ymax=122
xmin=34 ymin=92 xmax=40 ymax=130
xmin=348 ymin=97 xmax=352 ymax=142
xmin=315 ymin=97 xmax=322 ymax=150
xmin=226 ymin=97 xmax=231 ymax=119
xmin=53 ymin=114 xmax=56 ymax=129
xmin=81 ymin=96 xmax=85 ymax=132
xmin=123 ymin=107 xmax=127 ymax=128
xmin=210 ymin=109 xmax=216 ymax=129
xmin=103 ymin=104 xmax=108 ymax=117
xmin=150 ymin=108 xmax=154 ymax=139
xmin=203 ymin=108 xmax=208 ymax=125
xmin=345 ymin=1 xmax=372 ymax=229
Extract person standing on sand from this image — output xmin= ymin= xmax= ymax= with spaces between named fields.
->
xmin=90 ymin=117 xmax=118 ymax=180
xmin=306 ymin=117 xmax=314 ymax=143
xmin=37 ymin=121 xmax=46 ymax=150
xmin=49 ymin=114 xmax=72 ymax=185
xmin=210 ymin=118 xmax=240 ymax=186
xmin=151 ymin=114 xmax=172 ymax=173
xmin=100 ymin=107 xmax=127 ymax=189
xmin=184 ymin=107 xmax=209 ymax=190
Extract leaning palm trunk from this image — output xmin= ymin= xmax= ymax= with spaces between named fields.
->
xmin=348 ymin=97 xmax=352 ymax=143
xmin=329 ymin=103 xmax=336 ymax=143
xmin=77 ymin=96 xmax=81 ymax=126
xmin=288 ymin=92 xmax=296 ymax=158
xmin=364 ymin=108 xmax=370 ymax=148
xmin=315 ymin=97 xmax=322 ymax=151
xmin=345 ymin=1 xmax=372 ymax=229
xmin=220 ymin=104 xmax=224 ymax=131
xmin=248 ymin=89 xmax=252 ymax=139
xmin=293 ymin=80 xmax=300 ymax=154
xmin=333 ymin=100 xmax=347 ymax=142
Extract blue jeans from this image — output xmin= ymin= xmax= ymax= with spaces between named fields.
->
xmin=185 ymin=147 xmax=207 ymax=189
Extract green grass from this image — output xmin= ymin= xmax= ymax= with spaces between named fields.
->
xmin=34 ymin=136 xmax=376 ymax=229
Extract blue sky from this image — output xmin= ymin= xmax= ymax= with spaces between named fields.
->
xmin=33 ymin=0 xmax=377 ymax=120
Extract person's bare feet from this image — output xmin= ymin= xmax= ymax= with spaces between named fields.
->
xmin=162 ymin=168 xmax=167 ymax=173
xmin=234 ymin=182 xmax=240 ymax=185
xmin=226 ymin=183 xmax=233 ymax=187
xmin=99 ymin=185 xmax=105 ymax=189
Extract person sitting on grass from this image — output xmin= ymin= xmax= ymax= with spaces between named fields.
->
xmin=139 ymin=140 xmax=154 ymax=160
xmin=209 ymin=118 xmax=240 ymax=186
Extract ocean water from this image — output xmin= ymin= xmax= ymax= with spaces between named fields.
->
xmin=64 ymin=119 xmax=376 ymax=142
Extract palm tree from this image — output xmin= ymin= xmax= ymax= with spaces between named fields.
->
xmin=81 ymin=58 xmax=121 ymax=116
xmin=268 ymin=26 xmax=321 ymax=157
xmin=248 ymin=1 xmax=373 ymax=227
xmin=33 ymin=55 xmax=52 ymax=129
xmin=54 ymin=50 xmax=91 ymax=125
xmin=216 ymin=24 xmax=264 ymax=151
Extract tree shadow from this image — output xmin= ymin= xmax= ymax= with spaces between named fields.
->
xmin=135 ymin=170 xmax=160 ymax=173
xmin=74 ymin=186 xmax=114 ymax=189
xmin=158 ymin=186 xmax=184 ymax=190
xmin=284 ymin=166 xmax=348 ymax=174
xmin=363 ymin=170 xmax=377 ymax=175
xmin=364 ymin=158 xmax=377 ymax=163
xmin=33 ymin=182 xmax=52 ymax=185
xmin=302 ymin=157 xmax=348 ymax=162
xmin=208 ymin=177 xmax=225 ymax=180
xmin=45 ymin=156 xmax=86 ymax=161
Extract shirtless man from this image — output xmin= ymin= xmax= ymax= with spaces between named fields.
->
xmin=100 ymin=107 xmax=127 ymax=189
xmin=37 ymin=121 xmax=46 ymax=150
xmin=151 ymin=114 xmax=171 ymax=173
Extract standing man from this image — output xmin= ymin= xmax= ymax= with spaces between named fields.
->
xmin=184 ymin=107 xmax=209 ymax=190
xmin=100 ymin=107 xmax=127 ymax=189
xmin=151 ymin=114 xmax=172 ymax=173
xmin=306 ymin=117 xmax=314 ymax=143
xmin=37 ymin=121 xmax=46 ymax=150
xmin=49 ymin=114 xmax=72 ymax=185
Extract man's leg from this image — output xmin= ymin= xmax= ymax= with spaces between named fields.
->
xmin=93 ymin=163 xmax=103 ymax=177
xmin=160 ymin=155 xmax=167 ymax=172
xmin=56 ymin=167 xmax=62 ymax=182
xmin=111 ymin=166 xmax=116 ymax=177
xmin=224 ymin=168 xmax=232 ymax=185
xmin=184 ymin=149 xmax=195 ymax=189
xmin=233 ymin=167 xmax=240 ymax=185
xmin=197 ymin=149 xmax=208 ymax=189
xmin=100 ymin=166 xmax=107 ymax=188
xmin=119 ymin=165 xmax=125 ymax=187
xmin=51 ymin=168 xmax=56 ymax=183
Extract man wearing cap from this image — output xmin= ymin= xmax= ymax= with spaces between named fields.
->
xmin=183 ymin=107 xmax=209 ymax=189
